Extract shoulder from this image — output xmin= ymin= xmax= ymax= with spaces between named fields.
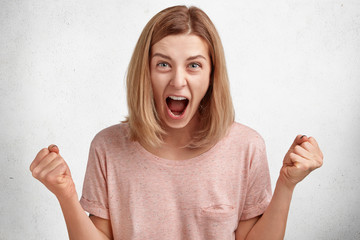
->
xmin=226 ymin=122 xmax=268 ymax=168
xmin=228 ymin=122 xmax=265 ymax=144
xmin=226 ymin=122 xmax=266 ymax=149
xmin=90 ymin=123 xmax=130 ymax=149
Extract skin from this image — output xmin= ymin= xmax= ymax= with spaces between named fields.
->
xmin=147 ymin=34 xmax=213 ymax=160
xmin=150 ymin=34 xmax=211 ymax=132
xmin=235 ymin=135 xmax=323 ymax=239
xmin=29 ymin=34 xmax=323 ymax=239
xmin=30 ymin=145 xmax=113 ymax=239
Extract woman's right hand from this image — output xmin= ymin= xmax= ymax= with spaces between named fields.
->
xmin=30 ymin=145 xmax=77 ymax=201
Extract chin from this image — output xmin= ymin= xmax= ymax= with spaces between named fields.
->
xmin=163 ymin=119 xmax=191 ymax=130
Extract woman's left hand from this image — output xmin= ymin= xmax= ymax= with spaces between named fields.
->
xmin=280 ymin=135 xmax=324 ymax=189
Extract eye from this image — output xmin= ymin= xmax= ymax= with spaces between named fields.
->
xmin=188 ymin=62 xmax=201 ymax=69
xmin=157 ymin=62 xmax=170 ymax=68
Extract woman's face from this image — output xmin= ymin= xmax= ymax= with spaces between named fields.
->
xmin=150 ymin=34 xmax=211 ymax=130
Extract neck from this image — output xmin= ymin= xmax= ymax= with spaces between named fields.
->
xmin=161 ymin=113 xmax=201 ymax=148
xmin=162 ymin=128 xmax=192 ymax=149
xmin=140 ymin=114 xmax=206 ymax=160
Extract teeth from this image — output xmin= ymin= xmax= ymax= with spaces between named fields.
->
xmin=169 ymin=111 xmax=181 ymax=117
xmin=169 ymin=96 xmax=187 ymax=100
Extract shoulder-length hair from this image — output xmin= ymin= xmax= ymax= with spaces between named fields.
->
xmin=125 ymin=5 xmax=234 ymax=149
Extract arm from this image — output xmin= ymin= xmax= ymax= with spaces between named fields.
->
xmin=58 ymin=192 xmax=112 ymax=240
xmin=30 ymin=145 xmax=113 ymax=240
xmin=235 ymin=135 xmax=323 ymax=240
xmin=235 ymin=178 xmax=294 ymax=240
xmin=89 ymin=215 xmax=113 ymax=238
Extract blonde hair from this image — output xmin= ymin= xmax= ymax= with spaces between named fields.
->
xmin=125 ymin=5 xmax=234 ymax=149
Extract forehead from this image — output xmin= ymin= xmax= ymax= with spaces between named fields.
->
xmin=151 ymin=34 xmax=209 ymax=57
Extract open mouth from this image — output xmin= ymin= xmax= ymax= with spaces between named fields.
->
xmin=166 ymin=96 xmax=189 ymax=117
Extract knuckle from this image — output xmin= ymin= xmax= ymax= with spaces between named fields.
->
xmin=311 ymin=160 xmax=321 ymax=170
xmin=44 ymin=173 xmax=55 ymax=183
xmin=294 ymin=162 xmax=303 ymax=169
xmin=49 ymin=152 xmax=57 ymax=158
xmin=55 ymin=158 xmax=65 ymax=168
xmin=298 ymin=161 xmax=311 ymax=172
xmin=32 ymin=167 xmax=41 ymax=178
xmin=54 ymin=156 xmax=65 ymax=164
xmin=53 ymin=157 xmax=61 ymax=165
xmin=289 ymin=152 xmax=296 ymax=159
xmin=301 ymin=141 xmax=310 ymax=148
xmin=294 ymin=145 xmax=301 ymax=153
xmin=318 ymin=158 xmax=324 ymax=167
xmin=29 ymin=162 xmax=35 ymax=172
xmin=39 ymin=148 xmax=50 ymax=155
xmin=37 ymin=171 xmax=47 ymax=181
xmin=31 ymin=170 xmax=38 ymax=179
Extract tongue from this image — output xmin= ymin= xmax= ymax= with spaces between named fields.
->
xmin=167 ymin=99 xmax=187 ymax=114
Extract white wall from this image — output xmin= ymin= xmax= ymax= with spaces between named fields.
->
xmin=1 ymin=0 xmax=359 ymax=239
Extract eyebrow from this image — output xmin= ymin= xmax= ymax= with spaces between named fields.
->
xmin=152 ymin=53 xmax=207 ymax=61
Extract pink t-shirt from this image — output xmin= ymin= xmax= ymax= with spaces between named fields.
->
xmin=80 ymin=122 xmax=272 ymax=240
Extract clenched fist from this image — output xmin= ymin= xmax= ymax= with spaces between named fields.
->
xmin=30 ymin=145 xmax=76 ymax=201
xmin=280 ymin=135 xmax=324 ymax=188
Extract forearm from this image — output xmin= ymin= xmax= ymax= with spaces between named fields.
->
xmin=246 ymin=178 xmax=295 ymax=240
xmin=57 ymin=193 xmax=110 ymax=240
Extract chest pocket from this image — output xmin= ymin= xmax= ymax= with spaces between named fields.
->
xmin=200 ymin=204 xmax=237 ymax=220
xmin=195 ymin=204 xmax=238 ymax=240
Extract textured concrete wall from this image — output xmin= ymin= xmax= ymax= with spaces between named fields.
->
xmin=1 ymin=0 xmax=359 ymax=239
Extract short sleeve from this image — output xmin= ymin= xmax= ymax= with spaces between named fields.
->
xmin=79 ymin=138 xmax=110 ymax=219
xmin=240 ymin=136 xmax=272 ymax=221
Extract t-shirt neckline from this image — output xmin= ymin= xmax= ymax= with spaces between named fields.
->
xmin=133 ymin=135 xmax=224 ymax=167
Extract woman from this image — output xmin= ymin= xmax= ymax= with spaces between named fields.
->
xmin=30 ymin=5 xmax=323 ymax=240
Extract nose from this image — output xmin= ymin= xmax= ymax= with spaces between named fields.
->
xmin=170 ymin=67 xmax=187 ymax=88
